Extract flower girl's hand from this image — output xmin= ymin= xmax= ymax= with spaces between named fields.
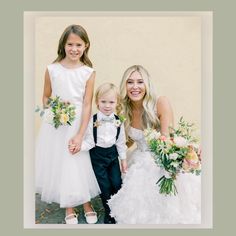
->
xmin=68 ymin=140 xmax=76 ymax=153
xmin=68 ymin=135 xmax=82 ymax=155
xmin=121 ymin=159 xmax=128 ymax=173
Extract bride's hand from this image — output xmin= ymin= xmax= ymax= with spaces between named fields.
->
xmin=197 ymin=145 xmax=202 ymax=161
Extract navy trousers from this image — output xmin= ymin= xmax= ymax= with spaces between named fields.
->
xmin=89 ymin=144 xmax=122 ymax=220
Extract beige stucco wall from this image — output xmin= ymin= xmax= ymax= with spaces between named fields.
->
xmin=35 ymin=15 xmax=201 ymax=133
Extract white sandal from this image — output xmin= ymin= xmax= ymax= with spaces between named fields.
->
xmin=65 ymin=213 xmax=78 ymax=224
xmin=84 ymin=210 xmax=98 ymax=224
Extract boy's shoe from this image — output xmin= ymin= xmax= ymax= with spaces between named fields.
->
xmin=104 ymin=215 xmax=116 ymax=224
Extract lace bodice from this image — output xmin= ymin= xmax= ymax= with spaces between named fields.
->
xmin=128 ymin=127 xmax=149 ymax=152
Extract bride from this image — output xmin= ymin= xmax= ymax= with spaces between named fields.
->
xmin=108 ymin=65 xmax=201 ymax=224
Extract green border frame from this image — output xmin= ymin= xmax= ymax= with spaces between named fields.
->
xmin=1 ymin=0 xmax=235 ymax=235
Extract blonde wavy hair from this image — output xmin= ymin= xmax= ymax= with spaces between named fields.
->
xmin=120 ymin=65 xmax=160 ymax=133
xmin=95 ymin=83 xmax=122 ymax=114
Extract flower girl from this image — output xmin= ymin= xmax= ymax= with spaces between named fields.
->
xmin=35 ymin=25 xmax=100 ymax=224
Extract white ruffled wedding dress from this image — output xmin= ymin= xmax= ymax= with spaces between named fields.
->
xmin=108 ymin=127 xmax=201 ymax=224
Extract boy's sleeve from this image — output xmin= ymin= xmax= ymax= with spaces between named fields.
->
xmin=81 ymin=117 xmax=95 ymax=151
xmin=116 ymin=123 xmax=127 ymax=160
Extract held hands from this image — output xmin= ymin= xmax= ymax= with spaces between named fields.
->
xmin=68 ymin=134 xmax=83 ymax=155
xmin=121 ymin=159 xmax=128 ymax=174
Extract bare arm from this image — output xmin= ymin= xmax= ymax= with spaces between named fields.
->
xmin=156 ymin=96 xmax=174 ymax=137
xmin=77 ymin=71 xmax=95 ymax=137
xmin=42 ymin=69 xmax=52 ymax=108
xmin=69 ymin=71 xmax=95 ymax=154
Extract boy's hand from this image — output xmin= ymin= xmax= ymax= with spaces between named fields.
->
xmin=121 ymin=159 xmax=128 ymax=173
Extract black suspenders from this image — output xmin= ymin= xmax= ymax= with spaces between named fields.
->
xmin=92 ymin=114 xmax=98 ymax=144
xmin=114 ymin=114 xmax=121 ymax=141
xmin=92 ymin=114 xmax=121 ymax=145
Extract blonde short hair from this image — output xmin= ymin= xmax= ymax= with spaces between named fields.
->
xmin=95 ymin=83 xmax=122 ymax=114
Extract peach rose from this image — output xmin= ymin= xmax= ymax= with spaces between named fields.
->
xmin=182 ymin=149 xmax=200 ymax=172
xmin=160 ymin=135 xmax=167 ymax=141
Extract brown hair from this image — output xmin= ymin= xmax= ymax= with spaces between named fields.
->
xmin=53 ymin=24 xmax=93 ymax=67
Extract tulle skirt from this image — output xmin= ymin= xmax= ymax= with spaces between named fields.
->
xmin=35 ymin=113 xmax=100 ymax=208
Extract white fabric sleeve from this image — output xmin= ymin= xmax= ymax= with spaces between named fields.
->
xmin=81 ymin=117 xmax=95 ymax=151
xmin=116 ymin=123 xmax=127 ymax=160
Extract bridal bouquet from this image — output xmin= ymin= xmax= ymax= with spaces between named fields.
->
xmin=35 ymin=96 xmax=76 ymax=129
xmin=144 ymin=117 xmax=201 ymax=196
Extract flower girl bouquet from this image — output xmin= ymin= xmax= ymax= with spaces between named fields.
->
xmin=35 ymin=96 xmax=76 ymax=129
xmin=144 ymin=117 xmax=201 ymax=196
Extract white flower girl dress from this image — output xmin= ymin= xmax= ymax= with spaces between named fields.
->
xmin=35 ymin=63 xmax=100 ymax=208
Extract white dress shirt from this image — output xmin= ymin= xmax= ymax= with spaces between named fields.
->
xmin=81 ymin=111 xmax=127 ymax=160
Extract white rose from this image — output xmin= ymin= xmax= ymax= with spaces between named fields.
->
xmin=114 ymin=120 xmax=121 ymax=127
xmin=43 ymin=109 xmax=54 ymax=124
xmin=170 ymin=161 xmax=179 ymax=168
xmin=144 ymin=129 xmax=161 ymax=140
xmin=150 ymin=130 xmax=161 ymax=140
xmin=169 ymin=153 xmax=178 ymax=160
xmin=174 ymin=136 xmax=188 ymax=147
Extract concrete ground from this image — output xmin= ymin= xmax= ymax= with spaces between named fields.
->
xmin=35 ymin=193 xmax=105 ymax=224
